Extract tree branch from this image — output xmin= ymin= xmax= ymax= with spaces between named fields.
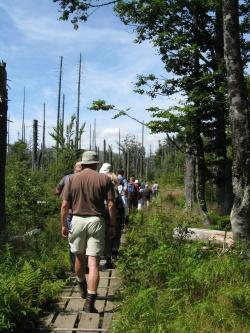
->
xmin=87 ymin=0 xmax=118 ymax=8
xmin=112 ymin=108 xmax=185 ymax=154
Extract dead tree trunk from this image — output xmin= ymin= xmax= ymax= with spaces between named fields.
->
xmin=32 ymin=119 xmax=38 ymax=171
xmin=223 ymin=0 xmax=250 ymax=247
xmin=61 ymin=94 xmax=65 ymax=144
xmin=184 ymin=147 xmax=195 ymax=210
xmin=109 ymin=145 xmax=113 ymax=168
xmin=42 ymin=103 xmax=46 ymax=151
xmin=89 ymin=124 xmax=92 ymax=150
xmin=75 ymin=53 xmax=82 ymax=150
xmin=118 ymin=128 xmax=121 ymax=167
xmin=0 ymin=61 xmax=7 ymax=243
xmin=141 ymin=121 xmax=144 ymax=177
xmin=103 ymin=139 xmax=106 ymax=162
xmin=21 ymin=86 xmax=26 ymax=142
xmin=57 ymin=56 xmax=63 ymax=150
xmin=41 ymin=103 xmax=46 ymax=168
xmin=127 ymin=149 xmax=130 ymax=179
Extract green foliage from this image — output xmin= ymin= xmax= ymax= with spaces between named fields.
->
xmin=113 ymin=201 xmax=250 ymax=333
xmin=208 ymin=212 xmax=231 ymax=230
xmin=0 ymin=218 xmax=69 ymax=332
xmin=5 ymin=139 xmax=82 ymax=237
xmin=89 ymin=99 xmax=114 ymax=111
xmin=48 ymin=148 xmax=78 ymax=182
xmin=50 ymin=114 xmax=86 ymax=150
xmin=153 ymin=137 xmax=184 ymax=187
xmin=7 ymin=141 xmax=31 ymax=164
xmin=6 ymin=159 xmax=56 ymax=235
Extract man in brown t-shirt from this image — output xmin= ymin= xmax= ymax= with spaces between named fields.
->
xmin=61 ymin=151 xmax=116 ymax=313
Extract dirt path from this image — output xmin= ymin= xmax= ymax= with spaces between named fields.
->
xmin=39 ymin=263 xmax=120 ymax=332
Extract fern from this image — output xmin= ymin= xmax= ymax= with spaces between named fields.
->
xmin=0 ymin=236 xmax=68 ymax=331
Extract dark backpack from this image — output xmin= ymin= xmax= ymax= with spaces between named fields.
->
xmin=127 ymin=182 xmax=136 ymax=197
xmin=127 ymin=182 xmax=134 ymax=193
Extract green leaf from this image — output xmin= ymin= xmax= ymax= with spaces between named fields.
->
xmin=89 ymin=99 xmax=114 ymax=111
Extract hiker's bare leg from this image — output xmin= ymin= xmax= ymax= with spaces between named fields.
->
xmin=88 ymin=255 xmax=100 ymax=292
xmin=75 ymin=253 xmax=85 ymax=279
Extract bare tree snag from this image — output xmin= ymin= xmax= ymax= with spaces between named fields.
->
xmin=32 ymin=119 xmax=38 ymax=170
xmin=0 ymin=61 xmax=7 ymax=243
xmin=75 ymin=53 xmax=82 ymax=150
xmin=21 ymin=86 xmax=26 ymax=142
xmin=57 ymin=56 xmax=63 ymax=149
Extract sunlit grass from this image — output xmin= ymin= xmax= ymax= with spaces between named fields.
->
xmin=112 ymin=195 xmax=250 ymax=333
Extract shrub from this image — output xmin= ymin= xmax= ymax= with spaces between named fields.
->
xmin=113 ymin=201 xmax=250 ymax=332
xmin=0 ymin=225 xmax=69 ymax=332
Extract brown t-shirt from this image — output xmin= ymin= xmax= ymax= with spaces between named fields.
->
xmin=62 ymin=168 xmax=115 ymax=217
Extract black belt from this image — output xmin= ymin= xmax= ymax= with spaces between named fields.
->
xmin=73 ymin=214 xmax=100 ymax=218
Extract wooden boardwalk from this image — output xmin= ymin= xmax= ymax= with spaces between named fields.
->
xmin=39 ymin=264 xmax=120 ymax=333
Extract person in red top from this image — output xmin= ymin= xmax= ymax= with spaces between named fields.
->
xmin=61 ymin=151 xmax=116 ymax=313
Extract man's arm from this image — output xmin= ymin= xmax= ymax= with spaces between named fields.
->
xmin=61 ymin=200 xmax=69 ymax=238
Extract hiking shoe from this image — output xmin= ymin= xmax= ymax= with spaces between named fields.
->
xmin=103 ymin=261 xmax=113 ymax=270
xmin=77 ymin=279 xmax=87 ymax=299
xmin=84 ymin=293 xmax=98 ymax=313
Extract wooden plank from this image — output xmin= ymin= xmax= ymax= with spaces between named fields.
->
xmin=58 ymin=286 xmax=75 ymax=306
xmin=78 ymin=313 xmax=100 ymax=333
xmin=108 ymin=272 xmax=120 ymax=297
xmin=66 ymin=298 xmax=84 ymax=312
xmin=98 ymin=271 xmax=109 ymax=296
xmin=55 ymin=301 xmax=68 ymax=311
xmin=53 ymin=313 xmax=77 ymax=333
xmin=95 ymin=299 xmax=105 ymax=313
xmin=40 ymin=312 xmax=55 ymax=327
xmin=102 ymin=313 xmax=113 ymax=332
xmin=61 ymin=289 xmax=73 ymax=298
xmin=99 ymin=271 xmax=110 ymax=282
xmin=104 ymin=300 xmax=115 ymax=312
xmin=62 ymin=286 xmax=74 ymax=291
xmin=71 ymin=290 xmax=84 ymax=299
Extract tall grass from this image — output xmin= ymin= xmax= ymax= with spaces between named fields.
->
xmin=112 ymin=197 xmax=250 ymax=333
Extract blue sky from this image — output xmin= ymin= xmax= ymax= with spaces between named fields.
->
xmin=0 ymin=0 xmax=174 ymax=154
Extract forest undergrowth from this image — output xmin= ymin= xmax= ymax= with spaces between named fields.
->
xmin=112 ymin=192 xmax=250 ymax=333
xmin=0 ymin=217 xmax=69 ymax=332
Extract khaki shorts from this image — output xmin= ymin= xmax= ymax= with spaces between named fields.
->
xmin=69 ymin=216 xmax=105 ymax=256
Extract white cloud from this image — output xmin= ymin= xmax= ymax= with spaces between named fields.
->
xmin=0 ymin=1 xmax=134 ymax=49
xmin=3 ymin=0 xmax=170 ymax=153
xmin=103 ymin=128 xmax=120 ymax=136
xmin=41 ymin=87 xmax=55 ymax=99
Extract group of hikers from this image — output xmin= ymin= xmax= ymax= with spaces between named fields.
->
xmin=56 ymin=151 xmax=159 ymax=313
